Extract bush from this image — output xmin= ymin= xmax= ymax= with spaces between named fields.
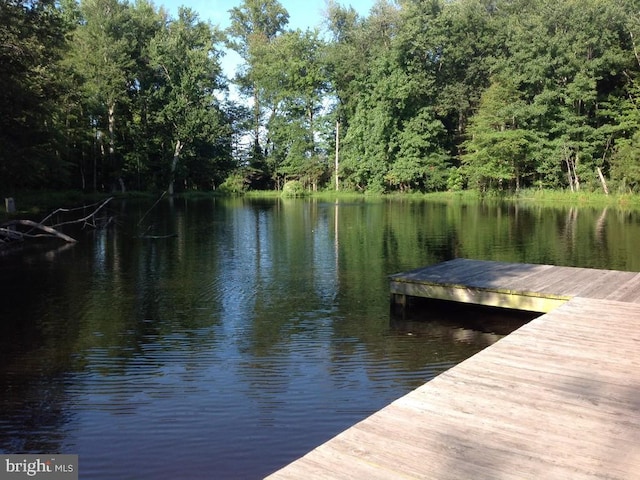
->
xmin=281 ymin=180 xmax=306 ymax=197
xmin=447 ymin=167 xmax=465 ymax=191
xmin=219 ymin=173 xmax=247 ymax=195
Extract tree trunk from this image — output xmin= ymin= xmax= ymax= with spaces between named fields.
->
xmin=253 ymin=89 xmax=261 ymax=164
xmin=108 ymin=101 xmax=116 ymax=159
xmin=308 ymin=105 xmax=315 ymax=153
xmin=168 ymin=139 xmax=183 ymax=195
xmin=335 ymin=120 xmax=340 ymax=191
xmin=564 ymin=147 xmax=579 ymax=192
xmin=597 ymin=167 xmax=609 ymax=195
xmin=573 ymin=152 xmax=580 ymax=191
xmin=565 ymin=158 xmax=574 ymax=192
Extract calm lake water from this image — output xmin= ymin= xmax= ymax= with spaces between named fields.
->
xmin=1 ymin=197 xmax=639 ymax=479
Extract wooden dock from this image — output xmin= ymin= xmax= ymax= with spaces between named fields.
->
xmin=390 ymin=258 xmax=640 ymax=312
xmin=266 ymin=259 xmax=640 ymax=480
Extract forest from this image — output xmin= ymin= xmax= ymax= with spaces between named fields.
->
xmin=1 ymin=0 xmax=640 ymax=195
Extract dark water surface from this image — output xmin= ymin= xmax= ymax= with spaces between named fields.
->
xmin=1 ymin=198 xmax=639 ymax=479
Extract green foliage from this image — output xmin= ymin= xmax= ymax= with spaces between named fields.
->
xmin=0 ymin=0 xmax=71 ymax=191
xmin=147 ymin=7 xmax=230 ymax=193
xmin=226 ymin=0 xmax=290 ymax=176
xmin=3 ymin=0 xmax=640 ymax=197
xmin=611 ymin=132 xmax=640 ymax=192
xmin=388 ymin=108 xmax=450 ymax=191
xmin=462 ymin=80 xmax=535 ymax=191
xmin=219 ymin=172 xmax=248 ymax=194
xmin=251 ymin=29 xmax=329 ymax=186
xmin=281 ymin=179 xmax=306 ymax=197
xmin=59 ymin=0 xmax=234 ymax=193
xmin=446 ymin=167 xmax=465 ymax=192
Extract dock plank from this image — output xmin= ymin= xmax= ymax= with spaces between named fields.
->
xmin=390 ymin=259 xmax=640 ymax=311
xmin=267 ymin=260 xmax=640 ymax=480
xmin=605 ymin=272 xmax=640 ymax=302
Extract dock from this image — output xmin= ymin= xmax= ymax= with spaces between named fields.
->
xmin=390 ymin=258 xmax=640 ymax=313
xmin=266 ymin=259 xmax=640 ymax=479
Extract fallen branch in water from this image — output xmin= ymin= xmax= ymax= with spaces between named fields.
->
xmin=40 ymin=197 xmax=114 ymax=229
xmin=0 ymin=197 xmax=115 ymax=247
xmin=136 ymin=192 xmax=178 ymax=240
xmin=1 ymin=219 xmax=78 ymax=243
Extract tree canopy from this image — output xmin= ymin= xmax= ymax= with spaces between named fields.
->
xmin=1 ymin=0 xmax=640 ymax=194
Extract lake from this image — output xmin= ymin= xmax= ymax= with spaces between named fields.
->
xmin=1 ymin=197 xmax=639 ymax=479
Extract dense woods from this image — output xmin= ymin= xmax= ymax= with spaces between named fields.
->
xmin=1 ymin=0 xmax=640 ymax=195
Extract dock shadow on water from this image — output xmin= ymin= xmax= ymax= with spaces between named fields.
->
xmin=390 ymin=298 xmax=540 ymax=349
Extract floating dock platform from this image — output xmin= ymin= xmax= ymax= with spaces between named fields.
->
xmin=390 ymin=258 xmax=640 ymax=313
xmin=266 ymin=259 xmax=640 ymax=480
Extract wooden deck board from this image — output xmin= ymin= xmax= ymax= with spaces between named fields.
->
xmin=267 ymin=260 xmax=640 ymax=480
xmin=506 ymin=265 xmax=581 ymax=293
xmin=390 ymin=259 xmax=640 ymax=311
xmin=605 ymin=273 xmax=640 ymax=302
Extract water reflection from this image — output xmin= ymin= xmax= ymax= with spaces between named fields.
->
xmin=0 ymin=198 xmax=639 ymax=478
xmin=391 ymin=299 xmax=538 ymax=348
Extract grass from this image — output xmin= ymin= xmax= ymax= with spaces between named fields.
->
xmin=235 ymin=188 xmax=640 ymax=209
xmin=3 ymin=187 xmax=640 ymax=224
xmin=510 ymin=189 xmax=640 ymax=209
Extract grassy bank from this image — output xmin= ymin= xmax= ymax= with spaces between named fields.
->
xmin=407 ymin=189 xmax=640 ymax=209
xmin=3 ymin=188 xmax=640 ymax=223
xmin=241 ymin=188 xmax=640 ymax=209
xmin=510 ymin=189 xmax=640 ymax=208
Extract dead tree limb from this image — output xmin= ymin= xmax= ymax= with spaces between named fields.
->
xmin=0 ymin=196 xmax=114 ymax=247
xmin=2 ymin=220 xmax=77 ymax=243
xmin=40 ymin=197 xmax=114 ymax=229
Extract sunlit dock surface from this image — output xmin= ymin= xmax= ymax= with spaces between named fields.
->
xmin=390 ymin=258 xmax=640 ymax=313
xmin=266 ymin=260 xmax=640 ymax=479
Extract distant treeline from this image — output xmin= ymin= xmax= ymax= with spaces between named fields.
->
xmin=1 ymin=0 xmax=639 ymax=195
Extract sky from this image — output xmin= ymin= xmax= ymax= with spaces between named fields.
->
xmin=158 ymin=0 xmax=376 ymax=31
xmin=156 ymin=0 xmax=377 ymax=80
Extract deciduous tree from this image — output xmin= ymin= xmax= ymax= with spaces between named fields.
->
xmin=148 ymin=7 xmax=230 ymax=193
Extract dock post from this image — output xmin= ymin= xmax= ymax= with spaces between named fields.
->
xmin=5 ymin=197 xmax=15 ymax=213
xmin=390 ymin=293 xmax=408 ymax=319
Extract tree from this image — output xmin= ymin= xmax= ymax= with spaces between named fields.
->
xmin=252 ymin=29 xmax=329 ymax=188
xmin=388 ymin=108 xmax=449 ymax=192
xmin=0 ymin=0 xmax=70 ymax=191
xmin=119 ymin=0 xmax=166 ymax=191
xmin=491 ymin=0 xmax=633 ymax=191
xmin=386 ymin=0 xmax=451 ymax=191
xmin=323 ymin=1 xmax=367 ymax=190
xmin=69 ymin=0 xmax=135 ymax=191
xmin=609 ymin=8 xmax=640 ymax=192
xmin=611 ymin=132 xmax=640 ymax=192
xmin=429 ymin=0 xmax=502 ymax=156
xmin=334 ymin=0 xmax=402 ymax=193
xmin=148 ymin=7 xmax=230 ymax=193
xmin=227 ymin=0 xmax=289 ymax=176
xmin=463 ymin=79 xmax=535 ymax=191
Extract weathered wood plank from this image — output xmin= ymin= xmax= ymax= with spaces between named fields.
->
xmin=267 ymin=261 xmax=640 ymax=480
xmin=605 ymin=272 xmax=640 ymax=302
xmin=389 ymin=279 xmax=567 ymax=312
xmin=390 ymin=259 xmax=640 ymax=311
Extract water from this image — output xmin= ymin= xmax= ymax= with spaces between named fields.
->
xmin=0 ymin=198 xmax=638 ymax=478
